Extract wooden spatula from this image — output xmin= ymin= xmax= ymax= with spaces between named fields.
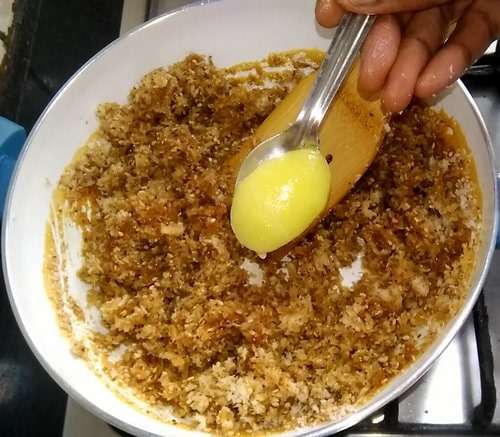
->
xmin=229 ymin=61 xmax=386 ymax=255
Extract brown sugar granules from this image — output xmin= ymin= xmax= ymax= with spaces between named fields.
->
xmin=50 ymin=53 xmax=481 ymax=435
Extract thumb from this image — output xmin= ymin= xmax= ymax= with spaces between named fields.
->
xmin=337 ymin=0 xmax=454 ymax=14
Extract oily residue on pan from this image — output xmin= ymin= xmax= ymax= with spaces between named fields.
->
xmin=44 ymin=51 xmax=481 ymax=435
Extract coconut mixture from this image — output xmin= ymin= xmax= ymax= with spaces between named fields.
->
xmin=44 ymin=52 xmax=481 ymax=435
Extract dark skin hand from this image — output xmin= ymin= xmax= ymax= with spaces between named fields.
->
xmin=315 ymin=0 xmax=500 ymax=112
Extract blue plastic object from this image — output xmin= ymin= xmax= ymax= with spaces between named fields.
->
xmin=0 ymin=117 xmax=26 ymax=216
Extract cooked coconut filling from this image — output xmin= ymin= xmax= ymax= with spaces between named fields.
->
xmin=45 ymin=52 xmax=481 ymax=435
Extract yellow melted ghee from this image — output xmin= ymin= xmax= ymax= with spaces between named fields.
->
xmin=230 ymin=149 xmax=331 ymax=254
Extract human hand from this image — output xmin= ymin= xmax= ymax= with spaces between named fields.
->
xmin=315 ymin=0 xmax=500 ymax=112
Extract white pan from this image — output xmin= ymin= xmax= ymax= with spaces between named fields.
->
xmin=1 ymin=0 xmax=498 ymax=436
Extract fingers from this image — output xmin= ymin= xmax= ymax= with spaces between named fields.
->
xmin=337 ymin=0 xmax=452 ymax=14
xmin=317 ymin=0 xmax=499 ymax=111
xmin=381 ymin=7 xmax=449 ymax=112
xmin=358 ymin=15 xmax=401 ymax=95
xmin=315 ymin=0 xmax=345 ymax=27
xmin=416 ymin=0 xmax=500 ymax=97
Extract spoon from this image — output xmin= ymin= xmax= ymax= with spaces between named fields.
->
xmin=235 ymin=13 xmax=375 ymax=185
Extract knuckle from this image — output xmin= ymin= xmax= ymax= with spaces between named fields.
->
xmin=404 ymin=35 xmax=436 ymax=57
xmin=468 ymin=7 xmax=499 ymax=42
xmin=454 ymin=42 xmax=474 ymax=65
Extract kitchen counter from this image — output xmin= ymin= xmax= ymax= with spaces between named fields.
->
xmin=0 ymin=0 xmax=13 ymax=63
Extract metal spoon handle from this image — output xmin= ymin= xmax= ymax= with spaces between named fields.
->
xmin=295 ymin=13 xmax=375 ymax=143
